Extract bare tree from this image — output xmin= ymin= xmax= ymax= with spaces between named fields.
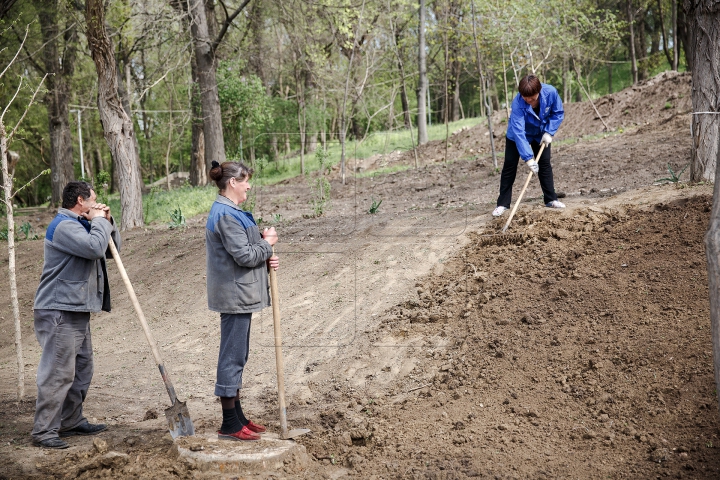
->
xmin=86 ymin=0 xmax=144 ymax=229
xmin=0 ymin=26 xmax=49 ymax=400
xmin=173 ymin=0 xmax=250 ymax=177
xmin=189 ymin=51 xmax=207 ymax=185
xmin=187 ymin=0 xmax=226 ymax=166
xmin=627 ymin=0 xmax=638 ymax=84
xmin=687 ymin=0 xmax=720 ymax=183
xmin=470 ymin=0 xmax=497 ymax=168
xmin=417 ymin=0 xmax=428 ymax=145
xmin=687 ymin=0 xmax=720 ymax=414
xmin=32 ymin=0 xmax=77 ymax=205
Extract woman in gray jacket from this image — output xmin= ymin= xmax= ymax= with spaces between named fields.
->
xmin=206 ymin=160 xmax=279 ymax=441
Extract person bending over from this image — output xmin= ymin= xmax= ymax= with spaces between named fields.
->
xmin=493 ymin=74 xmax=565 ymax=217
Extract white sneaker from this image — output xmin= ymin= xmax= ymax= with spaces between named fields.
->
xmin=545 ymin=200 xmax=566 ymax=209
xmin=492 ymin=206 xmax=507 ymax=217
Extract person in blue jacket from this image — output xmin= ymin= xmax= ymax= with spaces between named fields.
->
xmin=206 ymin=160 xmax=279 ymax=441
xmin=493 ymin=74 xmax=565 ymax=216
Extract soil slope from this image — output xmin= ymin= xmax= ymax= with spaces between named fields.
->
xmin=1 ymin=71 xmax=717 ymax=479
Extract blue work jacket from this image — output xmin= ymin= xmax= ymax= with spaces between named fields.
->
xmin=205 ymin=195 xmax=273 ymax=314
xmin=506 ymin=83 xmax=564 ymax=161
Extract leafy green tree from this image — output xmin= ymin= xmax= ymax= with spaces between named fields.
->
xmin=217 ymin=60 xmax=274 ymax=164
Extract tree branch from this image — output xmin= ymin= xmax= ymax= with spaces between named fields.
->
xmin=0 ymin=76 xmax=24 ymax=126
xmin=6 ymin=74 xmax=49 ymax=144
xmin=11 ymin=168 xmax=50 ymax=200
xmin=0 ymin=24 xmax=27 ymax=80
xmin=213 ymin=0 xmax=251 ymax=52
xmin=11 ymin=24 xmax=44 ymax=73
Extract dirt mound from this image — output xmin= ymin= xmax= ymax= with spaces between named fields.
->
xmin=356 ymin=71 xmax=691 ymax=173
xmin=296 ymin=193 xmax=720 ymax=478
xmin=560 ymin=70 xmax=691 ymax=139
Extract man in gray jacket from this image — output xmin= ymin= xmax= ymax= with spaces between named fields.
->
xmin=31 ymin=181 xmax=121 ymax=449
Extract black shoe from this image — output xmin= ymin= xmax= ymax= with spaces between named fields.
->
xmin=33 ymin=437 xmax=69 ymax=449
xmin=59 ymin=421 xmax=107 ymax=437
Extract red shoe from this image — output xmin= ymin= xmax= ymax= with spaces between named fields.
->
xmin=245 ymin=420 xmax=266 ymax=434
xmin=217 ymin=425 xmax=260 ymax=441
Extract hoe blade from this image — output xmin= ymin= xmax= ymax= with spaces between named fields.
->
xmin=165 ymin=400 xmax=195 ymax=439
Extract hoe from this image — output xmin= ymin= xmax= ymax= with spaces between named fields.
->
xmin=480 ymin=143 xmax=546 ymax=247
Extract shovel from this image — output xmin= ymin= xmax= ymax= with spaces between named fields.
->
xmin=107 ymin=240 xmax=194 ymax=439
xmin=268 ymin=248 xmax=311 ymax=440
xmin=480 ymin=143 xmax=546 ymax=246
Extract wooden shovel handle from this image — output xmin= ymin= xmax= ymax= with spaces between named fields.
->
xmin=501 ymin=142 xmax=546 ymax=233
xmin=268 ymin=247 xmax=289 ymax=439
xmin=107 ymin=239 xmax=179 ymax=405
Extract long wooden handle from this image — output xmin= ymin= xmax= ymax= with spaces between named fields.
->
xmin=107 ymin=239 xmax=179 ymax=405
xmin=268 ymin=247 xmax=288 ymax=439
xmin=501 ymin=142 xmax=546 ymax=233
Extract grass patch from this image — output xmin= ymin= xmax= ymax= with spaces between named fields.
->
xmin=108 ymin=184 xmax=218 ymax=226
xmin=255 ymin=117 xmax=483 ymax=186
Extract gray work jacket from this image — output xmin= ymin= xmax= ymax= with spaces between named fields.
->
xmin=33 ymin=208 xmax=121 ymax=313
xmin=205 ymin=195 xmax=273 ymax=313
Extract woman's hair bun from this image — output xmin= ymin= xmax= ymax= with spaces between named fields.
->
xmin=209 ymin=160 xmax=223 ymax=181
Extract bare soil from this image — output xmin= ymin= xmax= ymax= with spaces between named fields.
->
xmin=2 ymin=71 xmax=719 ymax=479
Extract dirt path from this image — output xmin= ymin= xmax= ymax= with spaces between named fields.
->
xmin=1 ymin=71 xmax=718 ymax=479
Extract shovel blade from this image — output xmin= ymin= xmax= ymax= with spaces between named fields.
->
xmin=282 ymin=428 xmax=311 ymax=440
xmin=165 ymin=400 xmax=195 ymax=439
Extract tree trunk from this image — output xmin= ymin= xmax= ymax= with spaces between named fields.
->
xmin=637 ymin=9 xmax=649 ymax=80
xmin=470 ymin=0 xmax=497 ymax=168
xmin=417 ymin=0 xmax=428 ymax=145
xmin=658 ymin=0 xmax=673 ymax=65
xmin=189 ymin=0 xmax=226 ymax=168
xmin=399 ymin=73 xmax=411 ymax=129
xmin=672 ymin=0 xmax=679 ymax=70
xmin=307 ymin=132 xmax=318 ymax=154
xmin=165 ymin=91 xmax=173 ymax=191
xmin=271 ymin=134 xmax=279 ymax=161
xmin=115 ymin=59 xmax=142 ymax=179
xmin=443 ymin=0 xmax=450 ymax=163
xmin=452 ymin=61 xmax=462 ymax=122
xmin=678 ymin=2 xmax=693 ymax=71
xmin=690 ymin=0 xmax=720 ymax=416
xmin=688 ymin=0 xmax=720 ymax=183
xmin=86 ymin=0 xmax=144 ymax=229
xmin=188 ymin=36 xmax=206 ymax=186
xmin=502 ymin=45 xmax=511 ymax=118
xmin=94 ymin=146 xmax=105 ymax=174
xmin=0 ymin=124 xmax=24 ymax=401
xmin=36 ymin=0 xmax=76 ymax=206
xmin=628 ymin=0 xmax=639 ymax=84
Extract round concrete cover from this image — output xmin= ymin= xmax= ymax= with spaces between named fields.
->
xmin=174 ymin=432 xmax=309 ymax=474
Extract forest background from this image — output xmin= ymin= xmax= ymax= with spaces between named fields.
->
xmin=0 ymin=0 xmax=689 ymax=223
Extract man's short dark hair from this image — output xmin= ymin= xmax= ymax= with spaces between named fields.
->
xmin=518 ymin=75 xmax=542 ymax=97
xmin=61 ymin=181 xmax=93 ymax=209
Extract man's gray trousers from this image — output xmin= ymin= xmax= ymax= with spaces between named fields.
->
xmin=31 ymin=309 xmax=93 ymax=442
